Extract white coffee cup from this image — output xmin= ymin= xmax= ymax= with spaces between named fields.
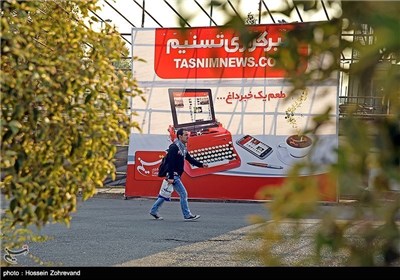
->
xmin=285 ymin=134 xmax=313 ymax=158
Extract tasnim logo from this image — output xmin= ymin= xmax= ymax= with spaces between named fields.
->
xmin=154 ymin=24 xmax=308 ymax=79
xmin=3 ymin=245 xmax=29 ymax=265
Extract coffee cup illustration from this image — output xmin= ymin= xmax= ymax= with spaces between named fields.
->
xmin=285 ymin=135 xmax=313 ymax=158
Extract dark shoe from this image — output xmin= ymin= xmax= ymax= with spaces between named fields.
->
xmin=150 ymin=213 xmax=164 ymax=220
xmin=184 ymin=214 xmax=200 ymax=221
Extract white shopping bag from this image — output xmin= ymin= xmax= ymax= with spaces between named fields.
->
xmin=159 ymin=179 xmax=173 ymax=200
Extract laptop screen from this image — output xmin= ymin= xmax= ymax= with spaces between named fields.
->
xmin=168 ymin=88 xmax=217 ymax=130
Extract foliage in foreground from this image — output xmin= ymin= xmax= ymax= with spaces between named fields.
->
xmin=242 ymin=0 xmax=400 ymax=266
xmin=1 ymin=0 xmax=143 ymax=259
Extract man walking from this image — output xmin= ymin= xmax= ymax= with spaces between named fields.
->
xmin=150 ymin=129 xmax=208 ymax=221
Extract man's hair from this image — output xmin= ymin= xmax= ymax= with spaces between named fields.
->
xmin=176 ymin=128 xmax=185 ymax=138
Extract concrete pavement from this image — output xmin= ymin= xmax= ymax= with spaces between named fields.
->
xmin=95 ymin=187 xmax=399 ymax=267
xmin=2 ymin=187 xmax=399 ymax=267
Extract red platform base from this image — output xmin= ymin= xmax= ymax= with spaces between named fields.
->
xmin=125 ymin=164 xmax=337 ymax=202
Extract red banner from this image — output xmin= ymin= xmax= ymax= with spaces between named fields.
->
xmin=154 ymin=24 xmax=308 ymax=79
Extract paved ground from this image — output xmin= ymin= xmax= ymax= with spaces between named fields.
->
xmin=1 ymin=187 xmax=399 ymax=269
xmin=100 ymin=187 xmax=400 ymax=267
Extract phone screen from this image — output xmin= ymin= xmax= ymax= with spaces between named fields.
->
xmin=236 ymin=135 xmax=273 ymax=159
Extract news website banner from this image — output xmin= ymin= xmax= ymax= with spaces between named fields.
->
xmin=126 ymin=23 xmax=338 ymax=202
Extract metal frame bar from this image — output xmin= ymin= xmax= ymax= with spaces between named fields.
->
xmin=194 ymin=0 xmax=218 ymax=26
xmin=261 ymin=0 xmax=276 ymax=23
xmin=132 ymin=0 xmax=163 ymax=27
xmin=105 ymin=0 xmax=136 ymax=28
xmin=227 ymin=0 xmax=242 ymax=20
xmin=90 ymin=9 xmax=131 ymax=45
xmin=163 ymin=0 xmax=191 ymax=27
xmin=294 ymin=3 xmax=303 ymax=22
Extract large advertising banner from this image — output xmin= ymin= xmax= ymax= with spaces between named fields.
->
xmin=126 ymin=23 xmax=338 ymax=202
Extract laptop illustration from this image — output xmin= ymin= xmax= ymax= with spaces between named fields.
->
xmin=168 ymin=88 xmax=220 ymax=133
xmin=168 ymin=88 xmax=242 ymax=177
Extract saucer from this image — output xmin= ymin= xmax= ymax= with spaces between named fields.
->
xmin=276 ymin=144 xmax=309 ymax=166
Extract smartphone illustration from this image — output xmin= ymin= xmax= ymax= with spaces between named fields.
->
xmin=236 ymin=135 xmax=273 ymax=159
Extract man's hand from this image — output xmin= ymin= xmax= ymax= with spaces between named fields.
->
xmin=167 ymin=179 xmax=174 ymax=184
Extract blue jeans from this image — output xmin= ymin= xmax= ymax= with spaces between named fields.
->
xmin=150 ymin=175 xmax=192 ymax=219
